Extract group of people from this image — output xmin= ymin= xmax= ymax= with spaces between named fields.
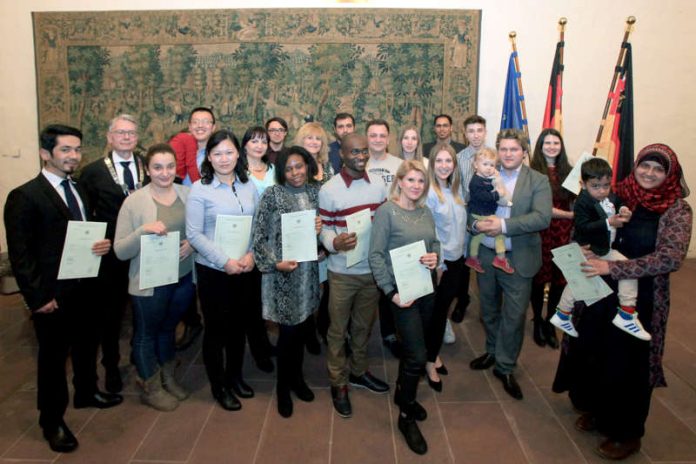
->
xmin=3 ymin=107 xmax=691 ymax=460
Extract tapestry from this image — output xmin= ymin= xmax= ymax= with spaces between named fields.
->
xmin=33 ymin=9 xmax=481 ymax=163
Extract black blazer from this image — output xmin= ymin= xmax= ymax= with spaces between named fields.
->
xmin=4 ymin=174 xmax=93 ymax=311
xmin=572 ymin=189 xmax=624 ymax=256
xmin=422 ymin=140 xmax=466 ymax=159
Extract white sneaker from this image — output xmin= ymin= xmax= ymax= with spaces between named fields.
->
xmin=612 ymin=312 xmax=651 ymax=341
xmin=443 ymin=320 xmax=456 ymax=344
xmin=550 ymin=312 xmax=579 ymax=338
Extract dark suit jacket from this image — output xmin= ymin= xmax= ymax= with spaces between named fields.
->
xmin=573 ymin=190 xmax=623 ymax=256
xmin=4 ymin=174 xmax=92 ymax=311
xmin=422 ymin=140 xmax=466 ymax=159
xmin=328 ymin=140 xmax=343 ymax=173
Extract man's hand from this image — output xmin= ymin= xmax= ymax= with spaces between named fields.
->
xmin=91 ymin=239 xmax=111 ymax=256
xmin=476 ymin=216 xmax=503 ymax=236
xmin=333 ymin=232 xmax=358 ymax=252
xmin=35 ymin=299 xmax=58 ymax=314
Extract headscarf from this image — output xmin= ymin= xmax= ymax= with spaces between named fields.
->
xmin=615 ymin=143 xmax=689 ymax=214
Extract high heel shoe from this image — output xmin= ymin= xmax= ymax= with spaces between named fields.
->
xmin=427 ymin=376 xmax=443 ymax=392
xmin=435 ymin=364 xmax=448 ymax=376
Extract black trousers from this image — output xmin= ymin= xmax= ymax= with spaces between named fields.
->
xmin=93 ymin=252 xmax=129 ymax=371
xmin=276 ymin=319 xmax=310 ymax=391
xmin=33 ymin=284 xmax=99 ymax=429
xmin=378 ymin=293 xmax=397 ymax=339
xmin=426 ymin=257 xmax=465 ymax=362
xmin=530 ymin=281 xmax=565 ymax=322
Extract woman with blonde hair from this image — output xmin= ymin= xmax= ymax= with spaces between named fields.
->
xmin=398 ymin=125 xmax=429 ymax=169
xmin=294 ymin=122 xmax=333 ymax=184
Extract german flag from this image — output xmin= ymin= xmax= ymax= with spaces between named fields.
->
xmin=542 ymin=40 xmax=564 ymax=134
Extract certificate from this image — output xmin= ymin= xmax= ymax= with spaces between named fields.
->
xmin=345 ymin=208 xmax=372 ymax=268
xmin=389 ymin=240 xmax=434 ymax=303
xmin=562 ymin=152 xmax=594 ymax=195
xmin=281 ymin=210 xmax=318 ymax=262
xmin=551 ymin=243 xmax=613 ymax=303
xmin=214 ymin=214 xmax=252 ymax=260
xmin=139 ymin=231 xmax=180 ymax=290
xmin=57 ymin=221 xmax=107 ymax=280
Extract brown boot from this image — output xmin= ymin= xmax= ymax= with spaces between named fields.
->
xmin=140 ymin=370 xmax=179 ymax=411
xmin=161 ymin=361 xmax=189 ymax=401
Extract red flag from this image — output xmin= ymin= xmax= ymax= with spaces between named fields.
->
xmin=542 ymin=40 xmax=564 ymax=133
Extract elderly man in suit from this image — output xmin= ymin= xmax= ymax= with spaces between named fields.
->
xmin=4 ymin=125 xmax=123 ymax=453
xmin=468 ymin=129 xmax=551 ymax=400
xmin=80 ymin=114 xmax=148 ymax=392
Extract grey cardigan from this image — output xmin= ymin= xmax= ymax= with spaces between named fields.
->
xmin=114 ymin=183 xmax=190 ymax=296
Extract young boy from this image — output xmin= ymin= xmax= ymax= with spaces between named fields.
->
xmin=550 ymin=157 xmax=650 ymax=341
xmin=465 ymin=148 xmax=514 ymax=274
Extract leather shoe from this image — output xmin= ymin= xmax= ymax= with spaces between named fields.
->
xmin=212 ymin=387 xmax=241 ymax=411
xmin=291 ymin=379 xmax=315 ymax=402
xmin=575 ymin=413 xmax=596 ymax=432
xmin=74 ymin=391 xmax=123 ymax=409
xmin=349 ymin=372 xmax=389 ymax=394
xmin=105 ymin=368 xmax=123 ymax=394
xmin=398 ymin=414 xmax=428 ymax=455
xmin=492 ymin=370 xmax=523 ymax=400
xmin=43 ymin=421 xmax=78 ymax=453
xmin=596 ymin=438 xmax=641 ymax=460
xmin=426 ymin=374 xmax=442 ymax=392
xmin=277 ymin=388 xmax=293 ymax=418
xmin=229 ymin=378 xmax=254 ymax=399
xmin=331 ymin=385 xmax=352 ymax=418
xmin=469 ymin=353 xmax=496 ymax=370
xmin=393 ymin=396 xmax=427 ymax=421
xmin=436 ymin=364 xmax=448 ymax=376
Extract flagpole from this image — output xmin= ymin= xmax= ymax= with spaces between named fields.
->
xmin=558 ymin=17 xmax=566 ymax=74
xmin=509 ymin=31 xmax=530 ymax=143
xmin=592 ymin=16 xmax=636 ymax=155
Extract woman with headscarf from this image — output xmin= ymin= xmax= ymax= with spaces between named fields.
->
xmin=552 ymin=144 xmax=692 ymax=460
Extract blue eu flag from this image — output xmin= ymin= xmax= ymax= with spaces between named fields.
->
xmin=500 ymin=52 xmax=525 ymax=132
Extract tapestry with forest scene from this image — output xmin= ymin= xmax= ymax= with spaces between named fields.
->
xmin=33 ymin=9 xmax=481 ymax=164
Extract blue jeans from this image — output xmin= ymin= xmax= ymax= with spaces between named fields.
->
xmin=132 ymin=273 xmax=194 ymax=379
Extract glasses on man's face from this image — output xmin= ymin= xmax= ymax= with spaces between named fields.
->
xmin=350 ymin=148 xmax=369 ymax=155
xmin=111 ymin=130 xmax=137 ymax=137
xmin=191 ymin=119 xmax=213 ymax=127
xmin=267 ymin=128 xmax=286 ymax=134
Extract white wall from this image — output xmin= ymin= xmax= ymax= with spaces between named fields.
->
xmin=1 ymin=0 xmax=695 ymax=255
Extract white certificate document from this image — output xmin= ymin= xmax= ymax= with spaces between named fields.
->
xmin=281 ymin=210 xmax=318 ymax=262
xmin=562 ymin=152 xmax=594 ymax=195
xmin=139 ymin=231 xmax=180 ymax=290
xmin=389 ymin=240 xmax=434 ymax=303
xmin=345 ymin=208 xmax=372 ymax=268
xmin=551 ymin=243 xmax=613 ymax=303
xmin=57 ymin=221 xmax=107 ymax=280
xmin=214 ymin=214 xmax=252 ymax=260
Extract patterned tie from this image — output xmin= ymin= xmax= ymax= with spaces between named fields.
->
xmin=61 ymin=179 xmax=84 ymax=221
xmin=120 ymin=161 xmax=135 ymax=191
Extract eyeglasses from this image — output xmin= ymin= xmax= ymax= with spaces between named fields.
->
xmin=349 ymin=148 xmax=369 ymax=155
xmin=191 ymin=119 xmax=214 ymax=126
xmin=267 ymin=128 xmax=286 ymax=134
xmin=111 ymin=130 xmax=137 ymax=137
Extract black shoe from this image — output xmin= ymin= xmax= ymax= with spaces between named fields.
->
xmin=105 ymin=368 xmax=123 ymax=394
xmin=176 ymin=323 xmax=203 ymax=351
xmin=349 ymin=372 xmax=389 ymax=394
xmin=277 ymin=388 xmax=293 ymax=418
xmin=393 ymin=396 xmax=427 ymax=421
xmin=291 ymin=379 xmax=315 ymax=402
xmin=450 ymin=301 xmax=468 ymax=323
xmin=305 ymin=335 xmax=321 ymax=355
xmin=426 ymin=375 xmax=442 ymax=393
xmin=255 ymin=357 xmax=275 ymax=373
xmin=43 ymin=422 xmax=78 ymax=453
xmin=331 ymin=385 xmax=352 ymax=418
xmin=435 ymin=364 xmax=449 ymax=376
xmin=398 ymin=414 xmax=428 ymax=455
xmin=532 ymin=320 xmax=547 ymax=347
xmin=74 ymin=391 xmax=123 ymax=409
xmin=492 ymin=370 xmax=523 ymax=400
xmin=544 ymin=321 xmax=559 ymax=349
xmin=382 ymin=337 xmax=402 ymax=359
xmin=229 ymin=378 xmax=254 ymax=399
xmin=469 ymin=353 xmax=495 ymax=370
xmin=212 ymin=387 xmax=241 ymax=411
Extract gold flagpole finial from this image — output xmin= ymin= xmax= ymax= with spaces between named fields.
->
xmin=559 ymin=17 xmax=567 ymax=26
xmin=509 ymin=31 xmax=516 ymax=39
xmin=627 ymin=16 xmax=636 ymax=25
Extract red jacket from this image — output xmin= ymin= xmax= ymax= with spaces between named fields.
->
xmin=170 ymin=132 xmax=201 ymax=182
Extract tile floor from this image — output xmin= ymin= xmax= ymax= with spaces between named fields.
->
xmin=0 ymin=260 xmax=694 ymax=463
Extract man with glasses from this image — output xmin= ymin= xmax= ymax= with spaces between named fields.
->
xmin=170 ymin=107 xmax=217 ymax=185
xmin=319 ymin=133 xmax=390 ymax=418
xmin=80 ymin=114 xmax=148 ymax=393
xmin=327 ymin=113 xmax=355 ymax=173
xmin=422 ymin=114 xmax=466 ymax=159
xmin=264 ymin=116 xmax=289 ymax=164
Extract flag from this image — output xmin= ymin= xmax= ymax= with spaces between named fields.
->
xmin=594 ymin=43 xmax=634 ymax=185
xmin=500 ymin=52 xmax=526 ymax=132
xmin=542 ymin=40 xmax=564 ymax=133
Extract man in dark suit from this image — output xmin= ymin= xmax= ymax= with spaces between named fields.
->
xmin=4 ymin=124 xmax=123 ymax=453
xmin=327 ymin=112 xmax=355 ymax=173
xmin=422 ymin=114 xmax=466 ymax=158
xmin=80 ymin=114 xmax=148 ymax=393
xmin=468 ymin=129 xmax=551 ymax=400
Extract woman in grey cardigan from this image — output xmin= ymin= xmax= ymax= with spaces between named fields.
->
xmin=114 ymin=144 xmax=193 ymax=412
xmin=369 ymin=160 xmax=440 ymax=455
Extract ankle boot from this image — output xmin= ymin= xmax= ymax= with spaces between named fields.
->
xmin=533 ymin=319 xmax=547 ymax=347
xmin=277 ymin=385 xmax=293 ymax=418
xmin=398 ymin=412 xmax=428 ymax=455
xmin=140 ymin=370 xmax=179 ymax=411
xmin=161 ymin=361 xmax=189 ymax=400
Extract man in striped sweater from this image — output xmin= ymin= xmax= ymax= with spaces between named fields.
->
xmin=319 ymin=133 xmax=390 ymax=419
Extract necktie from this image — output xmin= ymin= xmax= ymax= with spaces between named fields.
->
xmin=61 ymin=179 xmax=84 ymax=221
xmin=120 ymin=161 xmax=135 ymax=191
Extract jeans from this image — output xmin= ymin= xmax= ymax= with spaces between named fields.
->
xmin=132 ymin=273 xmax=194 ymax=379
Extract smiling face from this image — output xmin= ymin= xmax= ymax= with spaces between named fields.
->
xmin=367 ymin=124 xmax=389 ymax=156
xmin=541 ymin=134 xmax=562 ymax=163
xmin=267 ymin=121 xmax=287 ymax=145
xmin=433 ymin=150 xmax=455 ymax=182
xmin=634 ymin=160 xmax=667 ymax=190
xmin=207 ymin=138 xmax=239 ymax=177
xmin=464 ymin=123 xmax=486 ymax=150
xmin=284 ymin=154 xmax=308 ymax=188
xmin=188 ymin=110 xmax=215 ymax=144
xmin=398 ymin=169 xmax=426 ymax=203
xmin=40 ymin=135 xmax=82 ymax=178
xmin=401 ymin=129 xmax=419 ymax=155
xmin=302 ymin=134 xmax=323 ymax=158
xmin=107 ymin=119 xmax=138 ymax=153
xmin=244 ymin=135 xmax=268 ymax=161
xmin=434 ymin=116 xmax=452 ymax=141
xmin=340 ymin=135 xmax=369 ymax=176
xmin=497 ymin=138 xmax=525 ymax=171
xmin=146 ymin=152 xmax=177 ymax=189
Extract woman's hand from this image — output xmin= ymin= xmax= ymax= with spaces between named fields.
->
xmin=91 ymin=239 xmax=111 ymax=256
xmin=315 ymin=216 xmax=322 ymax=235
xmin=276 ymin=260 xmax=298 ymax=273
xmin=419 ymin=252 xmax=438 ymax=270
xmin=608 ymin=213 xmax=629 ymax=228
xmin=239 ymin=252 xmax=255 ymax=273
xmin=179 ymin=239 xmax=193 ymax=260
xmin=579 ymin=244 xmax=597 ymax=260
xmin=581 ymin=258 xmax=610 ymax=277
xmin=392 ymin=293 xmax=414 ymax=308
xmin=223 ymin=258 xmax=244 ymax=275
xmin=143 ymin=221 xmax=168 ymax=235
